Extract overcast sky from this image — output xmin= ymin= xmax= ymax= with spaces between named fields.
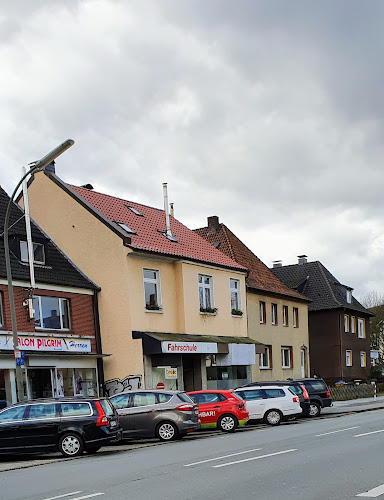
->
xmin=1 ymin=0 xmax=383 ymax=300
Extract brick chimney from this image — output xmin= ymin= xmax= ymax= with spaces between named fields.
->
xmin=298 ymin=255 xmax=308 ymax=265
xmin=207 ymin=216 xmax=220 ymax=234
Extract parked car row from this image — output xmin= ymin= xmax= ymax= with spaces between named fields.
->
xmin=0 ymin=378 xmax=331 ymax=457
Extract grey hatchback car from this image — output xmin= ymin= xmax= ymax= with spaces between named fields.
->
xmin=109 ymin=390 xmax=199 ymax=441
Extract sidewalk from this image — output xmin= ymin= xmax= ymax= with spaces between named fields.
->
xmin=322 ymin=394 xmax=384 ymax=415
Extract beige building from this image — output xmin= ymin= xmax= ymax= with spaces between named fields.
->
xmin=23 ymin=168 xmax=262 ymax=394
xmin=195 ymin=217 xmax=310 ymax=382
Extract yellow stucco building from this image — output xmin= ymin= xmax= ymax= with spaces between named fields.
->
xmin=195 ymin=217 xmax=310 ymax=381
xmin=23 ymin=169 xmax=263 ymax=394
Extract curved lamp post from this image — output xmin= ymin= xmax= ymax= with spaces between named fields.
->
xmin=4 ymin=139 xmax=74 ymax=401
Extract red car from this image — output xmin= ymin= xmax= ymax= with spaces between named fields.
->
xmin=187 ymin=390 xmax=249 ymax=432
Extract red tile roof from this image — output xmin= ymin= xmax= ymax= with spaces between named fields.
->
xmin=194 ymin=220 xmax=307 ymax=301
xmin=69 ymin=186 xmax=246 ymax=271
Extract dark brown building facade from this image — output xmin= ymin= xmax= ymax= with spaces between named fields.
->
xmin=272 ymin=258 xmax=372 ymax=384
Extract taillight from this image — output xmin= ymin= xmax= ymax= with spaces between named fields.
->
xmin=326 ymin=390 xmax=330 ymax=398
xmin=300 ymin=384 xmax=309 ymax=400
xmin=292 ymin=397 xmax=299 ymax=403
xmin=94 ymin=401 xmax=108 ymax=426
xmin=237 ymin=402 xmax=245 ymax=410
xmin=176 ymin=404 xmax=194 ymax=411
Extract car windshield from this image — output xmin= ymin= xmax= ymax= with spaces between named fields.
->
xmin=306 ymin=381 xmax=327 ymax=391
xmin=99 ymin=399 xmax=114 ymax=416
xmin=178 ymin=393 xmax=194 ymax=404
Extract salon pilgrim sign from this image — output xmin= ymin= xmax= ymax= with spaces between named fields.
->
xmin=0 ymin=334 xmax=91 ymax=352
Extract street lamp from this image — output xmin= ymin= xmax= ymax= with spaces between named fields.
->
xmin=4 ymin=139 xmax=75 ymax=402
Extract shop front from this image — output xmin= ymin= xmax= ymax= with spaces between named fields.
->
xmin=0 ymin=333 xmax=101 ymax=405
xmin=134 ymin=332 xmax=264 ymax=392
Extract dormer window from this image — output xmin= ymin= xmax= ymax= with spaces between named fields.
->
xmin=114 ymin=221 xmax=136 ymax=235
xmin=346 ymin=290 xmax=352 ymax=303
xmin=20 ymin=241 xmax=45 ymax=265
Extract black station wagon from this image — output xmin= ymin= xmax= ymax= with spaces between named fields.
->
xmin=0 ymin=397 xmax=121 ymax=457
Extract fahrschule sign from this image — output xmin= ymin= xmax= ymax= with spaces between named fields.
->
xmin=161 ymin=341 xmax=217 ymax=354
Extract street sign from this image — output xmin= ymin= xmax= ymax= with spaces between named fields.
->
xmin=156 ymin=382 xmax=165 ymax=390
xmin=16 ymin=358 xmax=24 ymax=366
xmin=14 ymin=351 xmax=25 ymax=359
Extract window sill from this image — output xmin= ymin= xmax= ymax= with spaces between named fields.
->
xmin=145 ymin=309 xmax=163 ymax=314
xmin=259 ymin=367 xmax=271 ymax=370
xmin=259 ymin=322 xmax=266 ymax=325
xmin=200 ymin=312 xmax=217 ymax=316
xmin=35 ymin=328 xmax=72 ymax=334
xmin=232 ymin=314 xmax=243 ymax=318
xmin=282 ymin=367 xmax=292 ymax=370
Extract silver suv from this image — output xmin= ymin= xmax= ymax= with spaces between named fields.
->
xmin=109 ymin=390 xmax=199 ymax=441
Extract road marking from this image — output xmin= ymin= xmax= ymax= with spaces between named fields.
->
xmin=357 ymin=483 xmax=384 ymax=497
xmin=316 ymin=426 xmax=359 ymax=437
xmin=184 ymin=448 xmax=262 ymax=466
xmin=70 ymin=495 xmax=105 ymax=500
xmin=42 ymin=493 xmax=83 ymax=500
xmin=354 ymin=429 xmax=384 ymax=438
xmin=212 ymin=449 xmax=297 ymax=468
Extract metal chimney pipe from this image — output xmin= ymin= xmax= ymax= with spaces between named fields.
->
xmin=170 ymin=203 xmax=174 ymax=217
xmin=162 ymin=183 xmax=171 ymax=235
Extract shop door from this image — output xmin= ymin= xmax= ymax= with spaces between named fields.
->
xmin=182 ymin=355 xmax=195 ymax=392
xmin=27 ymin=369 xmax=53 ymax=399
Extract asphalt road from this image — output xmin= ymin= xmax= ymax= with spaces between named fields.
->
xmin=1 ymin=409 xmax=384 ymax=500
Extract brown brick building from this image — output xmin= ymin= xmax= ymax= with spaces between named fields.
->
xmin=0 ymin=187 xmax=101 ymax=404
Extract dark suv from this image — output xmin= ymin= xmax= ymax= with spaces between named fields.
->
xmin=0 ymin=397 xmax=121 ymax=457
xmin=237 ymin=381 xmax=311 ymax=417
xmin=289 ymin=378 xmax=332 ymax=416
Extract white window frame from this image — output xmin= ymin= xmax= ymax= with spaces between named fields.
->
xmin=271 ymin=304 xmax=278 ymax=325
xmin=360 ymin=351 xmax=366 ymax=367
xmin=143 ymin=269 xmax=162 ymax=311
xmin=351 ymin=316 xmax=356 ymax=334
xmin=346 ymin=290 xmax=352 ymax=303
xmin=283 ymin=305 xmax=288 ymax=327
xmin=358 ymin=318 xmax=365 ymax=338
xmin=259 ymin=346 xmax=271 ymax=369
xmin=281 ymin=347 xmax=292 ymax=369
xmin=293 ymin=307 xmax=299 ymax=328
xmin=229 ymin=278 xmax=241 ymax=312
xmin=198 ymin=274 xmax=214 ymax=310
xmin=20 ymin=241 xmax=45 ymax=265
xmin=33 ymin=296 xmax=70 ymax=331
xmin=259 ymin=301 xmax=266 ymax=324
xmin=344 ymin=314 xmax=349 ymax=333
xmin=346 ymin=350 xmax=352 ymax=367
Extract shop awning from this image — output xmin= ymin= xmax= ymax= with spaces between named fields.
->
xmin=132 ymin=331 xmax=265 ymax=355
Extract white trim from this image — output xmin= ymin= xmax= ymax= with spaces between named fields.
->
xmin=0 ymin=279 xmax=94 ymax=295
xmin=143 ymin=268 xmax=162 ymax=310
xmin=198 ymin=273 xmax=214 ymax=310
xmin=360 ymin=351 xmax=367 ymax=367
xmin=229 ymin=278 xmax=241 ymax=312
xmin=358 ymin=318 xmax=365 ymax=338
xmin=346 ymin=349 xmax=352 ymax=366
xmin=281 ymin=347 xmax=292 ymax=369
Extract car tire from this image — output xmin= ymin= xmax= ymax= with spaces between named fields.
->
xmin=309 ymin=402 xmax=321 ymax=417
xmin=58 ymin=432 xmax=84 ymax=457
xmin=218 ymin=414 xmax=238 ymax=433
xmin=85 ymin=446 xmax=101 ymax=454
xmin=264 ymin=409 xmax=282 ymax=426
xmin=156 ymin=421 xmax=178 ymax=441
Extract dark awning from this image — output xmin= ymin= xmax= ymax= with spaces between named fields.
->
xmin=132 ymin=331 xmax=265 ymax=355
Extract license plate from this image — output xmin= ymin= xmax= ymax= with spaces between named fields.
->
xmin=110 ymin=420 xmax=117 ymax=427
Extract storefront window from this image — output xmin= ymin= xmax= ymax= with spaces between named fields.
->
xmin=206 ymin=365 xmax=250 ymax=390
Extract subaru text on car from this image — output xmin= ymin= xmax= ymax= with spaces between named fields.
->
xmin=187 ymin=390 xmax=249 ymax=432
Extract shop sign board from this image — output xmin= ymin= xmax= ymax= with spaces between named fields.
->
xmin=161 ymin=341 xmax=218 ymax=354
xmin=165 ymin=367 xmax=177 ymax=379
xmin=0 ymin=335 xmax=91 ymax=352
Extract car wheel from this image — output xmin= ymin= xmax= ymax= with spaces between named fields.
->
xmin=59 ymin=433 xmax=84 ymax=457
xmin=218 ymin=414 xmax=238 ymax=433
xmin=156 ymin=421 xmax=178 ymax=441
xmin=264 ymin=409 xmax=282 ymax=426
xmin=309 ymin=402 xmax=321 ymax=417
xmin=85 ymin=446 xmax=101 ymax=454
